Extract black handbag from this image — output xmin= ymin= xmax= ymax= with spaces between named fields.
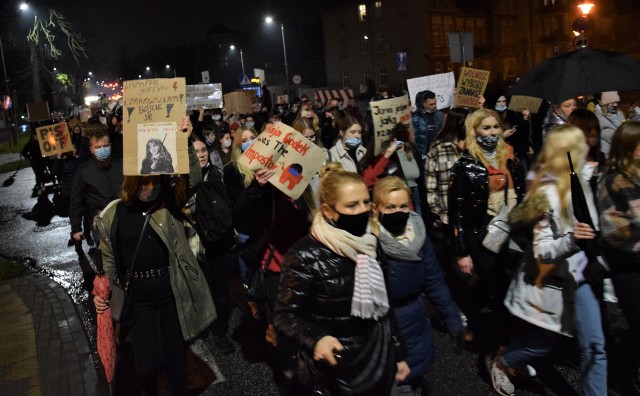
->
xmin=111 ymin=207 xmax=152 ymax=322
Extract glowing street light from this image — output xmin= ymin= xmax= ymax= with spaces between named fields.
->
xmin=19 ymin=2 xmax=28 ymax=11
xmin=230 ymin=44 xmax=245 ymax=75
xmin=265 ymin=15 xmax=290 ymax=100
xmin=578 ymin=1 xmax=595 ymax=15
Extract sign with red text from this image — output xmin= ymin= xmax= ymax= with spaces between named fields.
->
xmin=370 ymin=95 xmax=414 ymax=156
xmin=36 ymin=122 xmax=73 ymax=156
xmin=122 ymin=78 xmax=187 ymax=175
xmin=237 ymin=122 xmax=326 ymax=199
xmin=453 ymin=67 xmax=490 ymax=109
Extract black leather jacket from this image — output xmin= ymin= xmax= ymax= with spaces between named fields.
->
xmin=447 ymin=151 xmax=525 ymax=257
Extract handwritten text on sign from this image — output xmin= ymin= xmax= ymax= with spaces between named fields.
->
xmin=36 ymin=122 xmax=72 ymax=156
xmin=238 ymin=122 xmax=325 ymax=199
xmin=453 ymin=67 xmax=490 ymax=109
xmin=370 ymin=95 xmax=413 ymax=156
xmin=122 ymin=78 xmax=187 ymax=175
xmin=406 ymin=72 xmax=455 ymax=110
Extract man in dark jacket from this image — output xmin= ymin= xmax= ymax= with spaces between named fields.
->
xmin=70 ymin=128 xmax=123 ymax=248
xmin=412 ymin=90 xmax=444 ymax=155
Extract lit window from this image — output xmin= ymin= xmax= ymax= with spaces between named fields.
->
xmin=359 ymin=4 xmax=367 ymax=22
xmin=375 ymin=1 xmax=382 ymax=19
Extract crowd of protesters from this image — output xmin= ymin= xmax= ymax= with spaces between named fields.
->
xmin=19 ymin=85 xmax=640 ymax=395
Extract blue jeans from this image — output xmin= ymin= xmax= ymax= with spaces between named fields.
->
xmin=500 ymin=321 xmax=559 ymax=372
xmin=410 ymin=186 xmax=422 ymax=216
xmin=575 ymin=283 xmax=607 ymax=396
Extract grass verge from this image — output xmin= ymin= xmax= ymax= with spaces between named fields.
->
xmin=0 ymin=257 xmax=27 ymax=281
xmin=0 ymin=160 xmax=24 ymax=174
xmin=0 ymin=133 xmax=30 ymax=154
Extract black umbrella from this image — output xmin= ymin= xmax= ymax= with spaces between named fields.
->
xmin=509 ymin=48 xmax=640 ymax=104
xmin=567 ymin=152 xmax=603 ymax=287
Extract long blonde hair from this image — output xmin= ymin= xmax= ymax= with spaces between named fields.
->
xmin=229 ymin=125 xmax=258 ymax=187
xmin=529 ymin=124 xmax=588 ymax=226
xmin=465 ymin=108 xmax=508 ymax=170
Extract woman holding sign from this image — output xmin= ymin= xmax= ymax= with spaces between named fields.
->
xmin=447 ymin=108 xmax=526 ymax=345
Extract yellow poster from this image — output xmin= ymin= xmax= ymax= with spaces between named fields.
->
xmin=122 ymin=78 xmax=187 ymax=175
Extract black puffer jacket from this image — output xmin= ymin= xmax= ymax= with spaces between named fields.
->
xmin=447 ymin=151 xmax=525 ymax=257
xmin=275 ymin=235 xmax=379 ymax=356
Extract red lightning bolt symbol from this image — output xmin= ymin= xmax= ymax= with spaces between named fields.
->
xmin=173 ymin=82 xmax=177 ymax=91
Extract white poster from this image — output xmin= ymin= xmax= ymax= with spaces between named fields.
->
xmin=185 ymin=83 xmax=223 ymax=110
xmin=406 ymin=72 xmax=455 ymax=110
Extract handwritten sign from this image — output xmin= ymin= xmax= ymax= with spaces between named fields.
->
xmin=27 ymin=101 xmax=50 ymax=121
xmin=370 ymin=95 xmax=413 ymax=156
xmin=122 ymin=78 xmax=187 ymax=176
xmin=508 ymin=95 xmax=543 ymax=114
xmin=185 ymin=83 xmax=223 ymax=110
xmin=224 ymin=91 xmax=253 ymax=115
xmin=36 ymin=122 xmax=72 ymax=156
xmin=453 ymin=67 xmax=490 ymax=109
xmin=406 ymin=72 xmax=455 ymax=110
xmin=237 ymin=122 xmax=326 ymax=199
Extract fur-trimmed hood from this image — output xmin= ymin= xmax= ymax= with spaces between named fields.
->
xmin=508 ymin=191 xmax=550 ymax=231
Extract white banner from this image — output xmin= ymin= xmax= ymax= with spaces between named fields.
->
xmin=406 ymin=72 xmax=455 ymax=110
xmin=185 ymin=83 xmax=223 ymax=110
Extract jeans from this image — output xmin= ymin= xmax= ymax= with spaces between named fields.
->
xmin=575 ymin=283 xmax=607 ymax=396
xmin=500 ymin=321 xmax=559 ymax=371
xmin=410 ymin=186 xmax=422 ymax=216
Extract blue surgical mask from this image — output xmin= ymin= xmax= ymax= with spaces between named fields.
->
xmin=495 ymin=104 xmax=507 ymax=112
xmin=345 ymin=137 xmax=361 ymax=150
xmin=241 ymin=140 xmax=254 ymax=152
xmin=94 ymin=146 xmax=111 ymax=161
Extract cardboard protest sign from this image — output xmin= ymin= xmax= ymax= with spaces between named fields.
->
xmin=67 ymin=117 xmax=80 ymax=131
xmin=224 ymin=91 xmax=253 ymax=115
xmin=122 ymin=78 xmax=187 ymax=176
xmin=237 ymin=122 xmax=326 ymax=199
xmin=370 ymin=95 xmax=413 ymax=156
xmin=453 ymin=67 xmax=491 ymax=109
xmin=27 ymin=102 xmax=50 ymax=121
xmin=508 ymin=95 xmax=543 ymax=114
xmin=185 ymin=83 xmax=223 ymax=110
xmin=407 ymin=72 xmax=455 ymax=110
xmin=36 ymin=122 xmax=73 ymax=157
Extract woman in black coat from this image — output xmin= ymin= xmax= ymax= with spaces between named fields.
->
xmin=274 ymin=163 xmax=409 ymax=395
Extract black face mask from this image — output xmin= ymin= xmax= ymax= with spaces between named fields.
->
xmin=380 ymin=211 xmax=410 ymax=236
xmin=331 ymin=208 xmax=370 ymax=237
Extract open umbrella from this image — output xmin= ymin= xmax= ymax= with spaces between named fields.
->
xmin=92 ymin=249 xmax=116 ymax=383
xmin=509 ymin=48 xmax=640 ymax=104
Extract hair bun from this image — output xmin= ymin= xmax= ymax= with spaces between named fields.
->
xmin=319 ymin=162 xmax=345 ymax=178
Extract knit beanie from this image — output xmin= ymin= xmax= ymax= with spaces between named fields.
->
xmin=600 ymin=91 xmax=620 ymax=106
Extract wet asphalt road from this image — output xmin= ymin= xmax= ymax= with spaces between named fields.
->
xmin=0 ymin=166 xmax=596 ymax=395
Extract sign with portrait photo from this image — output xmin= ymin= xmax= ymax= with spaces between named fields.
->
xmin=370 ymin=95 xmax=413 ymax=156
xmin=237 ymin=122 xmax=326 ymax=199
xmin=122 ymin=78 xmax=187 ymax=175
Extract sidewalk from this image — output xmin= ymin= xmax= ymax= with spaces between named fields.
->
xmin=0 ymin=269 xmax=101 ymax=395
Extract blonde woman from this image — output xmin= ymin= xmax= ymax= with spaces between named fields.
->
xmin=489 ymin=125 xmax=606 ymax=396
xmin=447 ymin=108 xmax=525 ymax=342
xmin=275 ymin=163 xmax=409 ymax=394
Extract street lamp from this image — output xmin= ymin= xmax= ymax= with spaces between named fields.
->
xmin=230 ymin=44 xmax=245 ymax=75
xmin=19 ymin=2 xmax=28 ymax=11
xmin=578 ymin=1 xmax=595 ymax=15
xmin=265 ymin=16 xmax=290 ymax=101
xmin=165 ymin=64 xmax=176 ymax=78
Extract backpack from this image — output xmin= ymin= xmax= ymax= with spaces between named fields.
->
xmin=193 ymin=167 xmax=235 ymax=248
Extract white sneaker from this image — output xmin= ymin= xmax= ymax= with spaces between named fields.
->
xmin=485 ymin=354 xmax=515 ymax=396
xmin=512 ymin=364 xmax=537 ymax=378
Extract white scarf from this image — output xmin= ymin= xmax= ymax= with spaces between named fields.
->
xmin=310 ymin=212 xmax=389 ymax=320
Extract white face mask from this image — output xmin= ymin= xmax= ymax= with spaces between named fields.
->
xmin=223 ymin=139 xmax=232 ymax=148
xmin=212 ymin=114 xmax=221 ymax=121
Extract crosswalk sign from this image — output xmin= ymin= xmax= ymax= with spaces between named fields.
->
xmin=239 ymin=74 xmax=253 ymax=86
